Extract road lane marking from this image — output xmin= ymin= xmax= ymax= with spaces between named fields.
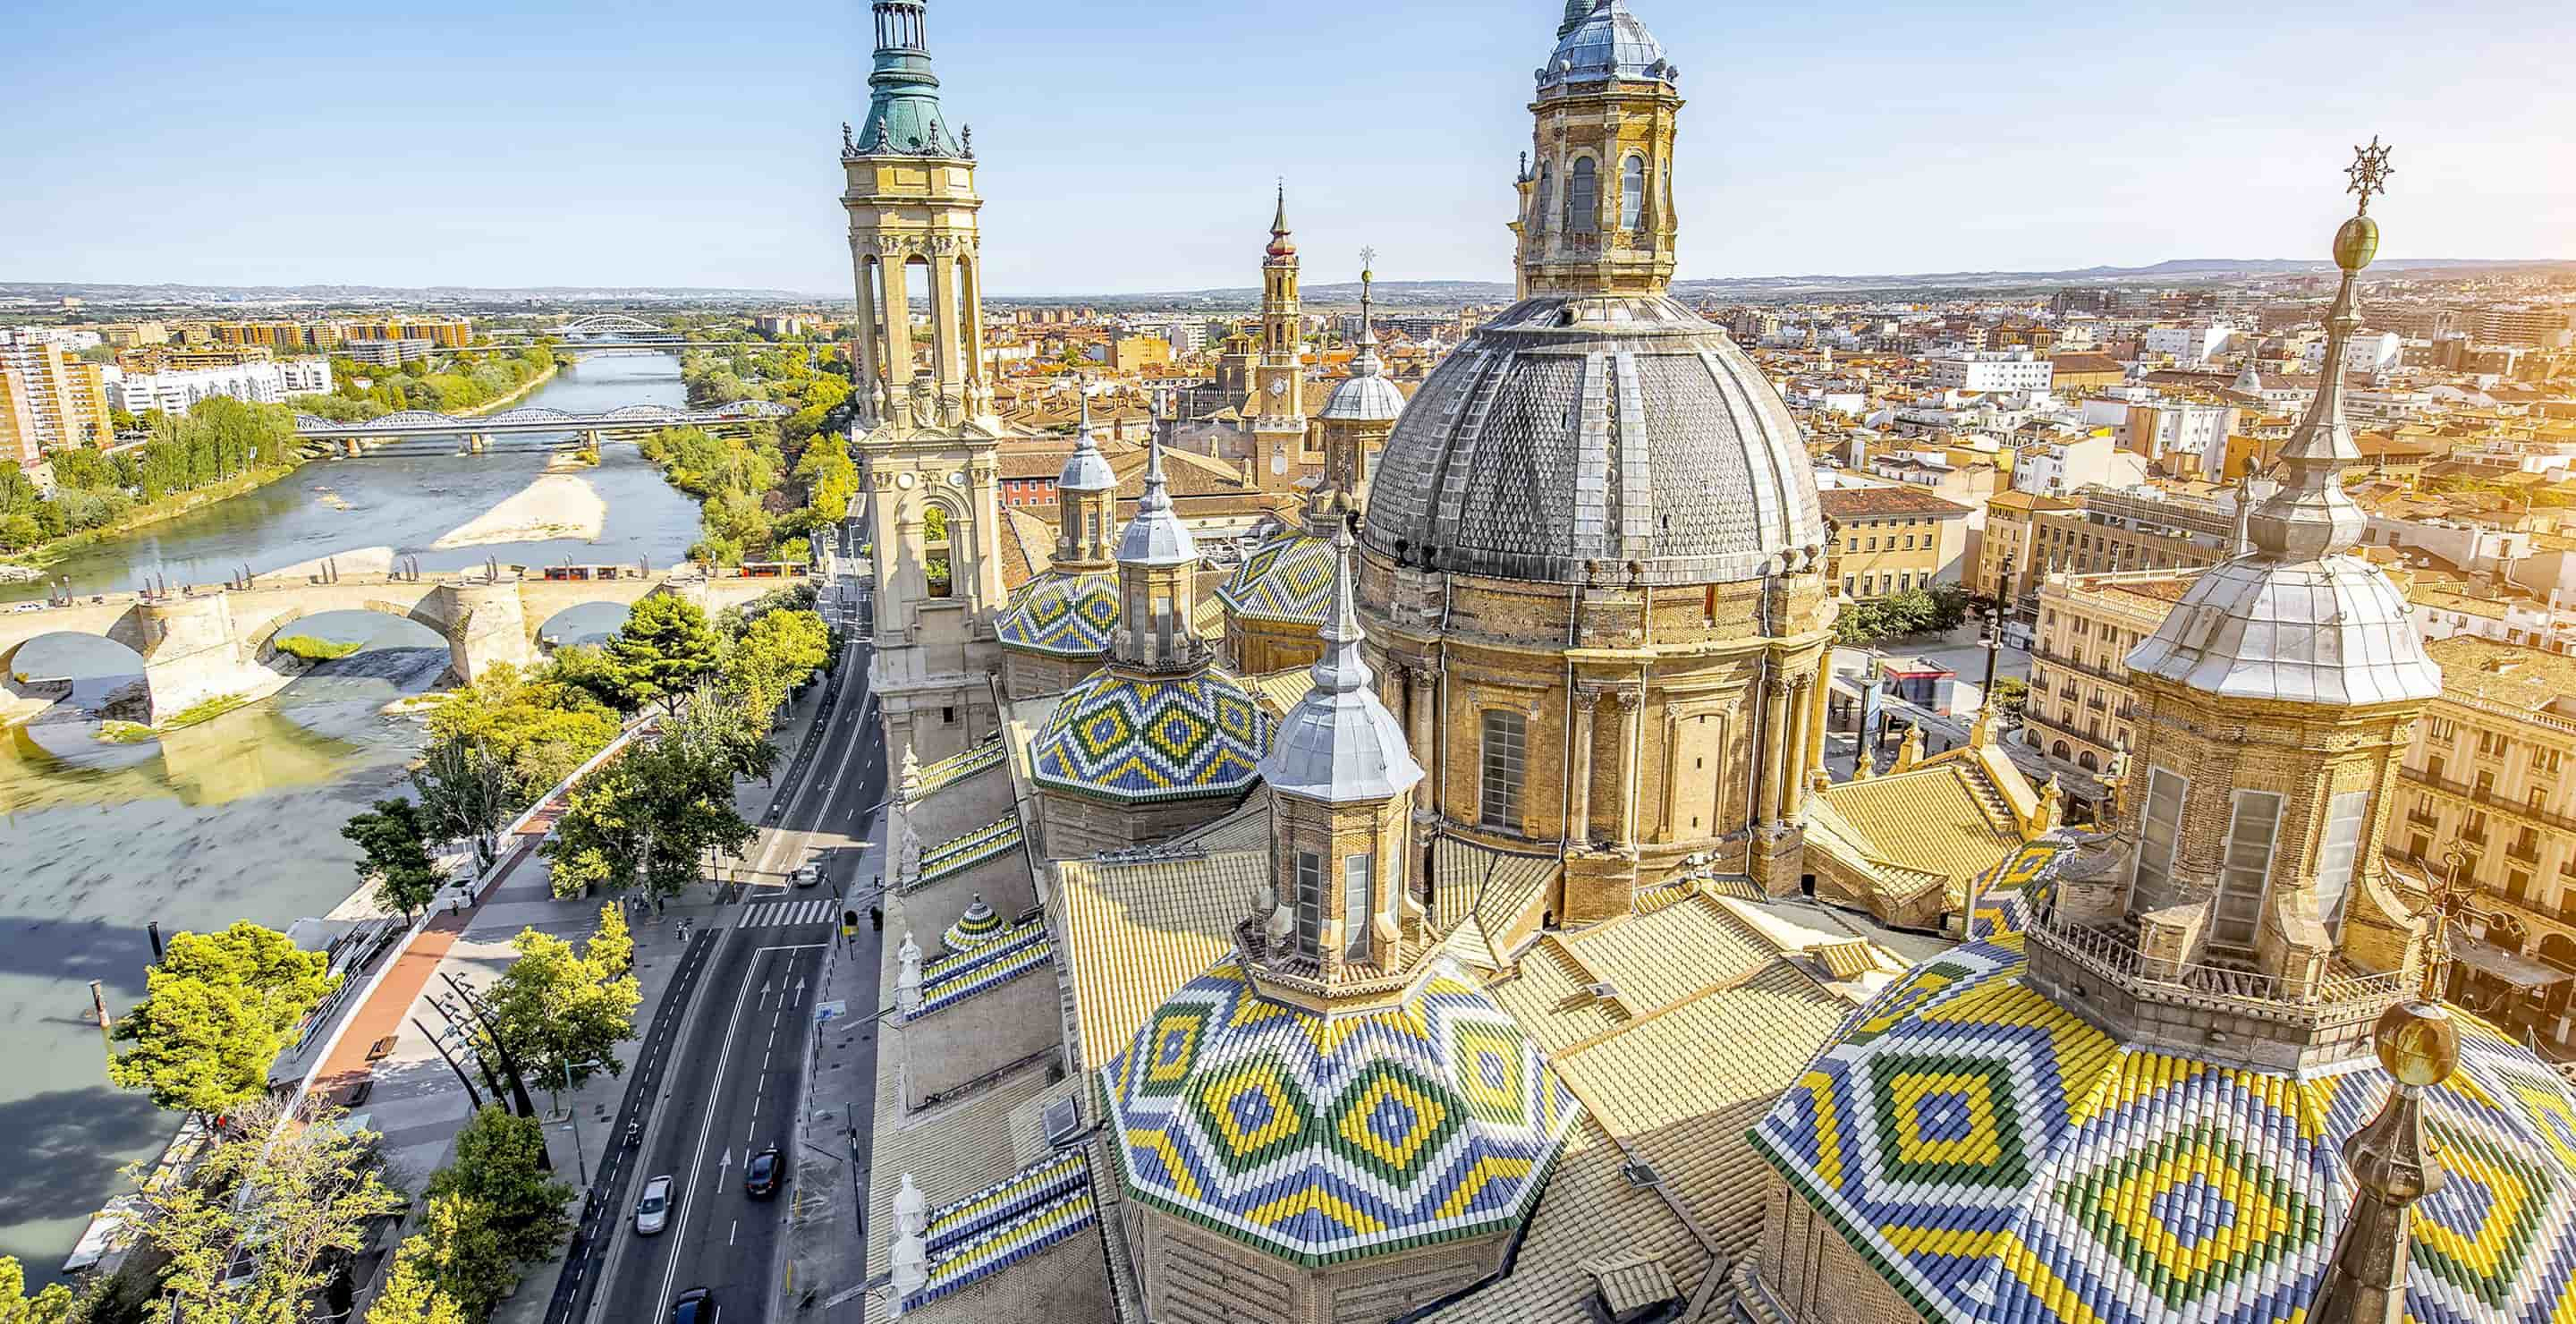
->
xmin=653 ymin=952 xmax=769 ymax=1314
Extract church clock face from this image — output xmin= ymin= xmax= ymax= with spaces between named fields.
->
xmin=1267 ymin=378 xmax=1288 ymax=398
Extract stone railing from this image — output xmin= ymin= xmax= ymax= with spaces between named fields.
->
xmin=2029 ymin=911 xmax=2411 ymax=1026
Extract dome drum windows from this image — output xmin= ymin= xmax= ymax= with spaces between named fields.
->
xmin=1566 ymin=157 xmax=1600 ymax=236
xmin=1619 ymin=154 xmax=1648 ymax=232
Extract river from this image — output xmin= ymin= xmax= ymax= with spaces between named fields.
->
xmin=0 ymin=354 xmax=699 ymax=1279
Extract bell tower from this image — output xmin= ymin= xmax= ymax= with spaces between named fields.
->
xmin=1513 ymin=0 xmax=1684 ymax=300
xmin=1249 ymin=184 xmax=1309 ymax=493
xmin=843 ymin=0 xmax=1005 ymax=763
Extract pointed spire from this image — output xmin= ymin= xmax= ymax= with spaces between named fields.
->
xmin=1352 ymin=249 xmax=1385 ymax=381
xmin=1116 ymin=426 xmax=1199 ymax=567
xmin=1060 ymin=377 xmax=1115 ymax=493
xmin=1311 ymin=523 xmax=1374 ymax=696
xmin=1267 ymin=181 xmax=1296 ymax=259
xmin=2247 ymin=140 xmax=2393 ymax=565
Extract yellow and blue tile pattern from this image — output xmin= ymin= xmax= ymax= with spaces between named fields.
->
xmin=1216 ymin=530 xmax=1337 ymax=625
xmin=911 ymin=816 xmax=1025 ymax=892
xmin=1750 ymin=933 xmax=2576 ymax=1324
xmin=906 ymin=1150 xmax=1099 ymax=1312
xmin=908 ymin=738 xmax=1007 ymax=801
xmin=1031 ymin=669 xmax=1272 ymax=805
xmin=997 ymin=570 xmax=1122 ymax=658
xmin=1101 ymin=957 xmax=1581 ymax=1266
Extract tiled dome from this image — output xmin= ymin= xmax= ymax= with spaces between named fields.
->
xmin=1215 ymin=530 xmax=1336 ymax=627
xmin=996 ymin=570 xmax=1120 ymax=658
xmin=1103 ymin=957 xmax=1580 ymax=1265
xmin=1029 ymin=670 xmax=1272 ymax=805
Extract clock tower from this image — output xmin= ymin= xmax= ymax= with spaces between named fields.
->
xmin=1248 ymin=185 xmax=1309 ymax=493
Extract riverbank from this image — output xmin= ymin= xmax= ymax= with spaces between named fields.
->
xmin=15 ymin=461 xmax=309 ymax=576
xmin=450 ymin=356 xmax=560 ymax=419
xmin=431 ymin=472 xmax=606 ymax=549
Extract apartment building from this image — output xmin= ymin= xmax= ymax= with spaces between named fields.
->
xmin=209 ymin=321 xmax=342 ymax=352
xmin=2028 ymin=486 xmax=2235 ymax=584
xmin=1928 ymin=347 xmax=2052 ymax=394
xmin=2388 ymin=637 xmax=2576 ymax=1056
xmin=109 ymin=359 xmax=329 ymax=416
xmin=0 ymin=329 xmax=113 ymax=461
xmin=340 ymin=318 xmax=471 ymax=348
xmin=2477 ymin=306 xmax=2573 ymax=347
xmin=0 ymin=370 xmax=40 ymax=468
xmin=1818 ymin=484 xmax=1973 ymax=599
xmin=2023 ymin=568 xmax=2199 ymax=787
xmin=341 ymin=339 xmax=436 ymax=367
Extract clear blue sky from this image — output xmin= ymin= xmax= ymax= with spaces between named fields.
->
xmin=4 ymin=0 xmax=2569 ymax=296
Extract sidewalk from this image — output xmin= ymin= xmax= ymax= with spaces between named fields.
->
xmin=323 ymin=679 xmax=836 ymax=1322
xmin=777 ymin=833 xmax=888 ymax=1319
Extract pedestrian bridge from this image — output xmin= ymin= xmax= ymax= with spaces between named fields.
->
xmin=293 ymin=400 xmax=792 ymax=451
xmin=1 ymin=568 xmax=795 ymax=726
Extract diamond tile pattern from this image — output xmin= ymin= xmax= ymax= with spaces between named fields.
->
xmin=911 ymin=816 xmax=1024 ymax=892
xmin=1031 ymin=669 xmax=1273 ymax=805
xmin=997 ymin=569 xmax=1122 ymax=658
xmin=1216 ymin=530 xmax=1337 ymax=626
xmin=907 ymin=739 xmax=1007 ymax=802
xmin=1102 ymin=957 xmax=1582 ymax=1266
xmin=1750 ymin=938 xmax=2576 ymax=1324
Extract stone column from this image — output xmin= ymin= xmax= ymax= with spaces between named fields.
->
xmin=1617 ymin=689 xmax=1642 ymax=848
xmin=929 ymin=253 xmax=964 ymax=392
xmin=1807 ymin=660 xmax=1832 ymax=785
xmin=1405 ymin=665 xmax=1436 ymax=792
xmin=1568 ymin=689 xmax=1597 ymax=846
xmin=1784 ymin=678 xmax=1813 ymax=817
xmin=1763 ymin=674 xmax=1793 ymax=824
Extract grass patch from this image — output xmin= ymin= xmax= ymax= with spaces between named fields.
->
xmin=159 ymin=693 xmax=250 ymax=731
xmin=273 ymin=634 xmax=364 ymax=662
xmin=99 ymin=721 xmax=156 ymax=744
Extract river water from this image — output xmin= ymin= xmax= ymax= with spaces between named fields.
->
xmin=0 ymin=355 xmax=699 ymax=1278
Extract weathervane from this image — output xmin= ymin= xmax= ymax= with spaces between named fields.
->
xmin=1360 ymin=246 xmax=1377 ymax=279
xmin=2346 ymin=136 xmax=2395 ymax=214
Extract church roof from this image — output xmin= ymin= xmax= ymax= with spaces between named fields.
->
xmin=1748 ymin=929 xmax=2576 ymax=1324
xmin=1029 ymin=669 xmax=1272 ymax=805
xmin=1538 ymin=0 xmax=1675 ymax=93
xmin=996 ymin=568 xmax=1120 ymax=658
xmin=1361 ymin=300 xmax=1828 ymax=587
xmin=1100 ymin=955 xmax=1582 ymax=1267
xmin=1214 ymin=528 xmax=1336 ymax=626
xmin=2126 ymin=556 xmax=2440 ymax=705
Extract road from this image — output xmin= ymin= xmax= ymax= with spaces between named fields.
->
xmin=569 ymin=551 xmax=889 ymax=1324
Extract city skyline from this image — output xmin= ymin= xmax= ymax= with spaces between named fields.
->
xmin=4 ymin=0 xmax=2571 ymax=295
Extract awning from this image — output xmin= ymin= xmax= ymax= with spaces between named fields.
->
xmin=2450 ymin=929 xmax=2575 ymax=989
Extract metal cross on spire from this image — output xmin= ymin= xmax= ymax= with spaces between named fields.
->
xmin=2346 ymin=136 xmax=2396 ymax=214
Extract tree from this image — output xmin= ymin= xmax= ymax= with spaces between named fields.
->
xmin=605 ymin=594 xmax=722 ymax=717
xmin=0 ymin=1257 xmax=72 ymax=1324
xmin=409 ymin=1194 xmax=516 ymax=1322
xmin=722 ymin=608 xmax=831 ymax=725
xmin=412 ymin=738 xmax=514 ymax=872
xmin=343 ymin=798 xmax=444 ymax=923
xmin=478 ymin=928 xmax=640 ymax=1112
xmin=590 ymin=903 xmax=633 ymax=978
xmin=127 ymin=1101 xmax=406 ymax=1324
xmin=107 ymin=922 xmax=340 ymax=1116
xmin=427 ymin=660 xmax=623 ymax=806
xmin=675 ymin=684 xmax=781 ymax=786
xmin=1990 ymin=676 xmax=2030 ymax=720
xmin=423 ymin=1108 xmax=572 ymax=1266
xmin=540 ymin=724 xmax=753 ymax=904
xmin=364 ymin=1240 xmax=466 ymax=1324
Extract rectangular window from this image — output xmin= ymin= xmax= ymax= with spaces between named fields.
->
xmin=1343 ymin=853 xmax=1374 ymax=962
xmin=2131 ymin=767 xmax=2188 ymax=914
xmin=1480 ymin=710 xmax=1527 ymax=832
xmin=1294 ymin=853 xmax=1323 ymax=962
xmin=1152 ymin=592 xmax=1175 ymax=656
xmin=2314 ymin=790 xmax=2371 ymax=933
xmin=2213 ymin=790 xmax=2284 ymax=953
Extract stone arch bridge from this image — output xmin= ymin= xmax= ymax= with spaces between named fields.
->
xmin=1 ymin=570 xmax=789 ymax=726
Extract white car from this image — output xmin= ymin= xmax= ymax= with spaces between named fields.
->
xmin=635 ymin=1175 xmax=673 ymax=1235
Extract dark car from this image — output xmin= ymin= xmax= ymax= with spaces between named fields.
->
xmin=671 ymin=1288 xmax=716 ymax=1324
xmin=744 ymin=1146 xmax=783 ymax=1199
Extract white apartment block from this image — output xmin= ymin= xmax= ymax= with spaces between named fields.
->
xmin=2143 ymin=321 xmax=2237 ymax=364
xmin=1928 ymin=348 xmax=2052 ymax=394
xmin=2305 ymin=328 xmax=2402 ymax=373
xmin=109 ymin=359 xmax=328 ymax=415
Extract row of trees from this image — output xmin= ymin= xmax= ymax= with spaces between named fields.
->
xmin=287 ymin=346 xmax=558 ymax=424
xmin=0 ymin=397 xmax=303 ymax=553
xmin=1834 ymin=583 xmax=1975 ymax=645
xmin=650 ymin=338 xmax=855 ymax=567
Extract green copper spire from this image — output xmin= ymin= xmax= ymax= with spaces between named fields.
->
xmin=855 ymin=0 xmax=966 ymax=158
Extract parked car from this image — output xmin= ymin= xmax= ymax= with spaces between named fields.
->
xmin=744 ymin=1146 xmax=783 ymax=1200
xmin=670 ymin=1287 xmax=716 ymax=1324
xmin=635 ymin=1175 xmax=674 ymax=1235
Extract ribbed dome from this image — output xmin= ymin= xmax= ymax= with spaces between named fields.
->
xmin=1318 ymin=373 xmax=1405 ymax=422
xmin=1360 ymin=295 xmax=1827 ymax=586
xmin=1538 ymin=0 xmax=1675 ymax=93
xmin=2125 ymin=557 xmax=2439 ymax=706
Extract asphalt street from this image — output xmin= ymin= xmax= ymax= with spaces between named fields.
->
xmin=573 ymin=553 xmax=890 ymax=1324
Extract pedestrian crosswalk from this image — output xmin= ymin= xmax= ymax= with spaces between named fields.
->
xmin=741 ymin=897 xmax=839 ymax=929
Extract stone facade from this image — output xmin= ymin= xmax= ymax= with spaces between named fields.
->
xmin=1126 ymin=1209 xmax=1501 ymax=1324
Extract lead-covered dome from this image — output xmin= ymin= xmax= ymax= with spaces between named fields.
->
xmin=1541 ymin=0 xmax=1675 ymax=92
xmin=1360 ymin=296 xmax=1827 ymax=586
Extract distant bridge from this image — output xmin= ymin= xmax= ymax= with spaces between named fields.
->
xmin=293 ymin=400 xmax=792 ymax=451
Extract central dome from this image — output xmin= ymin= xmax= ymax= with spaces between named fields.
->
xmin=1360 ymin=295 xmax=1827 ymax=586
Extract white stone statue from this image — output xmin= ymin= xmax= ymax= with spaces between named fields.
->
xmin=896 ymin=932 xmax=923 ymax=1014
xmin=900 ymin=746 xmax=922 ymax=794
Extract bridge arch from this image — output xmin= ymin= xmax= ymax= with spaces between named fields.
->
xmin=537 ymin=601 xmax=634 ymax=650
xmin=242 ymin=607 xmax=447 ymax=669
xmin=559 ymin=314 xmax=665 ymax=335
xmin=2 ymin=629 xmax=148 ymax=717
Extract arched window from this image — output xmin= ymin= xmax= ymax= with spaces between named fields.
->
xmin=2077 ymin=750 xmax=2099 ymax=772
xmin=923 ymin=503 xmax=953 ymax=599
xmin=1566 ymin=157 xmax=1599 ymax=235
xmin=1620 ymin=155 xmax=1647 ymax=230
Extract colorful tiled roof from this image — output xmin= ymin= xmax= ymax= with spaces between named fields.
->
xmin=940 ymin=895 xmax=1008 ymax=954
xmin=912 ymin=816 xmax=1024 ymax=891
xmin=922 ymin=916 xmax=1047 ymax=986
xmin=1101 ymin=956 xmax=1582 ymax=1266
xmin=904 ymin=1152 xmax=1100 ymax=1312
xmin=919 ymin=926 xmax=1054 ymax=1017
xmin=996 ymin=569 xmax=1121 ymax=658
xmin=1748 ymin=936 xmax=2576 ymax=1324
xmin=1215 ymin=530 xmax=1335 ymax=625
xmin=1030 ymin=669 xmax=1272 ymax=805
xmin=909 ymin=739 xmax=1006 ymax=802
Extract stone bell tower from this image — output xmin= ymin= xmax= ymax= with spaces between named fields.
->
xmin=1247 ymin=185 xmax=1309 ymax=493
xmin=843 ymin=0 xmax=1005 ymax=763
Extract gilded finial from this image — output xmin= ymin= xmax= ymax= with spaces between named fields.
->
xmin=2346 ymin=136 xmax=2395 ymax=215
